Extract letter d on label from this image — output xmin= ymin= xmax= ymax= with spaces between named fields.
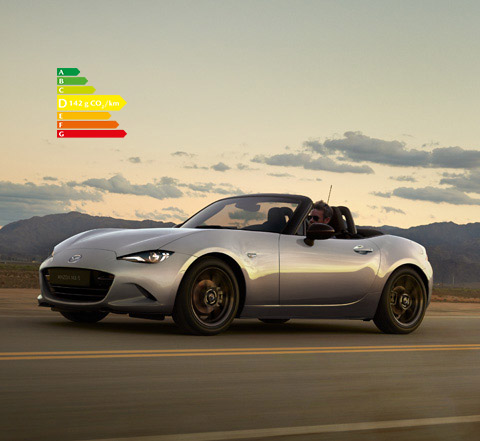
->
xmin=58 ymin=98 xmax=67 ymax=109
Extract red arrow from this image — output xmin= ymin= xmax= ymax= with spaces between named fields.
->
xmin=57 ymin=130 xmax=127 ymax=138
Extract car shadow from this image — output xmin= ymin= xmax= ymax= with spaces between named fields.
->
xmin=39 ymin=316 xmax=380 ymax=336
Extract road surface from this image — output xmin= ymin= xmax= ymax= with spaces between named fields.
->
xmin=1 ymin=290 xmax=479 ymax=441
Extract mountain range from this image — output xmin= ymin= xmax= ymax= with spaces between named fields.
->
xmin=0 ymin=212 xmax=478 ymax=285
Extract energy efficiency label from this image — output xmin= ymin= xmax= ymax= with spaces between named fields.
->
xmin=57 ymin=68 xmax=127 ymax=138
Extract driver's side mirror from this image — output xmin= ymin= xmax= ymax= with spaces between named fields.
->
xmin=304 ymin=223 xmax=335 ymax=246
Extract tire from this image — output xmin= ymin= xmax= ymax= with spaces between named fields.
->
xmin=60 ymin=310 xmax=109 ymax=323
xmin=172 ymin=257 xmax=240 ymax=335
xmin=373 ymin=267 xmax=427 ymax=334
xmin=259 ymin=319 xmax=290 ymax=324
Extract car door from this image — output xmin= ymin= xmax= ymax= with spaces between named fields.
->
xmin=279 ymin=235 xmax=380 ymax=305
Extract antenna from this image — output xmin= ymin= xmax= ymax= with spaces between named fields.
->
xmin=327 ymin=185 xmax=333 ymax=204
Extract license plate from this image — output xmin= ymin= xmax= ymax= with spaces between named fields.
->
xmin=49 ymin=268 xmax=91 ymax=287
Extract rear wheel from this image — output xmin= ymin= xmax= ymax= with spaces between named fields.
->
xmin=172 ymin=257 xmax=239 ymax=335
xmin=374 ymin=268 xmax=427 ymax=334
xmin=60 ymin=311 xmax=109 ymax=323
xmin=259 ymin=319 xmax=290 ymax=324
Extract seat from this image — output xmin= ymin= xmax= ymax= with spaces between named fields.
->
xmin=329 ymin=207 xmax=349 ymax=238
xmin=259 ymin=207 xmax=292 ymax=233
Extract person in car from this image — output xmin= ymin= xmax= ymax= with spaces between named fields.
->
xmin=307 ymin=200 xmax=332 ymax=225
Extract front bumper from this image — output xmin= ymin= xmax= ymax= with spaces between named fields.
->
xmin=38 ymin=247 xmax=194 ymax=314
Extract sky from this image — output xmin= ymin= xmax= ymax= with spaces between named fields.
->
xmin=1 ymin=0 xmax=479 ymax=228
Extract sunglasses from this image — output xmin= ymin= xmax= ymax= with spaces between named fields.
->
xmin=307 ymin=215 xmax=321 ymax=222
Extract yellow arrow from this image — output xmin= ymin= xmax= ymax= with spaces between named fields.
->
xmin=57 ymin=95 xmax=127 ymax=111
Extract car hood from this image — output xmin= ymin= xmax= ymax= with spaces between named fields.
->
xmin=54 ymin=228 xmax=200 ymax=256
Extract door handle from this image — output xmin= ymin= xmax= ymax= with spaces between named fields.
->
xmin=353 ymin=245 xmax=373 ymax=254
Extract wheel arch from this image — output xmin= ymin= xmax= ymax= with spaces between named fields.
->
xmin=389 ymin=263 xmax=430 ymax=300
xmin=176 ymin=252 xmax=247 ymax=317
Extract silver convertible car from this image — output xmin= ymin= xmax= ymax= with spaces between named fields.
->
xmin=38 ymin=194 xmax=432 ymax=335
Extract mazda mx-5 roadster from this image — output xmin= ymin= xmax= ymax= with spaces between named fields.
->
xmin=38 ymin=193 xmax=433 ymax=335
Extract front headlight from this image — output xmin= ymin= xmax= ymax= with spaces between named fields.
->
xmin=118 ymin=250 xmax=173 ymax=264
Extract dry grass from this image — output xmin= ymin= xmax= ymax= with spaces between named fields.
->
xmin=432 ymin=286 xmax=480 ymax=303
xmin=0 ymin=262 xmax=40 ymax=289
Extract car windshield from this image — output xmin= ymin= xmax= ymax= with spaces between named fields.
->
xmin=181 ymin=196 xmax=300 ymax=233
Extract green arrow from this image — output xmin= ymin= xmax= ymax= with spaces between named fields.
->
xmin=57 ymin=68 xmax=80 ymax=76
xmin=57 ymin=77 xmax=88 ymax=85
xmin=57 ymin=86 xmax=95 ymax=94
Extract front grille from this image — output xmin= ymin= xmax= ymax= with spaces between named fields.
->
xmin=43 ymin=268 xmax=114 ymax=303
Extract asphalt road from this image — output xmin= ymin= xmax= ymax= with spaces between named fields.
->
xmin=1 ymin=303 xmax=480 ymax=441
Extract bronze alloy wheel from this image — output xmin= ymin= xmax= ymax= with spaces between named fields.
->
xmin=388 ymin=274 xmax=424 ymax=326
xmin=190 ymin=267 xmax=235 ymax=327
xmin=374 ymin=267 xmax=427 ymax=334
xmin=173 ymin=257 xmax=240 ymax=335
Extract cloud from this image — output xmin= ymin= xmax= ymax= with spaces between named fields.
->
xmin=184 ymin=164 xmax=208 ymax=170
xmin=439 ymin=170 xmax=480 ymax=193
xmin=0 ymin=199 xmax=70 ymax=226
xmin=304 ymin=131 xmax=480 ymax=169
xmin=181 ymin=181 xmax=244 ymax=196
xmin=135 ymin=207 xmax=187 ymax=222
xmin=429 ymin=147 xmax=480 ymax=169
xmin=211 ymin=162 xmax=231 ymax=172
xmin=371 ymin=191 xmax=393 ymax=198
xmin=392 ymin=186 xmax=480 ymax=205
xmin=43 ymin=176 xmax=58 ymax=181
xmin=390 ymin=175 xmax=417 ymax=182
xmin=252 ymin=153 xmax=373 ymax=174
xmin=162 ymin=206 xmax=188 ymax=215
xmin=128 ymin=156 xmax=141 ymax=163
xmin=0 ymin=181 xmax=102 ymax=202
xmin=382 ymin=206 xmax=405 ymax=214
xmin=80 ymin=174 xmax=183 ymax=200
xmin=237 ymin=163 xmax=257 ymax=170
xmin=267 ymin=173 xmax=294 ymax=178
xmin=171 ymin=151 xmax=196 ymax=158
xmin=0 ymin=181 xmax=102 ymax=226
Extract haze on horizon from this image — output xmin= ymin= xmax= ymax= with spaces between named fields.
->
xmin=1 ymin=0 xmax=479 ymax=228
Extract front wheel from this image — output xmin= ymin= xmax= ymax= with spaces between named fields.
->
xmin=374 ymin=268 xmax=427 ymax=334
xmin=172 ymin=258 xmax=239 ymax=335
xmin=60 ymin=310 xmax=109 ymax=323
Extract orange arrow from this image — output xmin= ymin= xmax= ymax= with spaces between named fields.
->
xmin=57 ymin=121 xmax=119 ymax=129
xmin=57 ymin=112 xmax=111 ymax=120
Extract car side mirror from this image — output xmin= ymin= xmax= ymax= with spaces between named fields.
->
xmin=304 ymin=223 xmax=335 ymax=246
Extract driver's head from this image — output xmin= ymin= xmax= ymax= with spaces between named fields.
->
xmin=308 ymin=200 xmax=332 ymax=225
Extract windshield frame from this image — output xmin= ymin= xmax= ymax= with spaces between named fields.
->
xmin=178 ymin=194 xmax=312 ymax=235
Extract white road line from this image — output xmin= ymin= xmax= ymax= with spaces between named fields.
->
xmin=83 ymin=415 xmax=480 ymax=441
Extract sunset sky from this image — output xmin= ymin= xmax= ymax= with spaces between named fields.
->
xmin=1 ymin=0 xmax=479 ymax=228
